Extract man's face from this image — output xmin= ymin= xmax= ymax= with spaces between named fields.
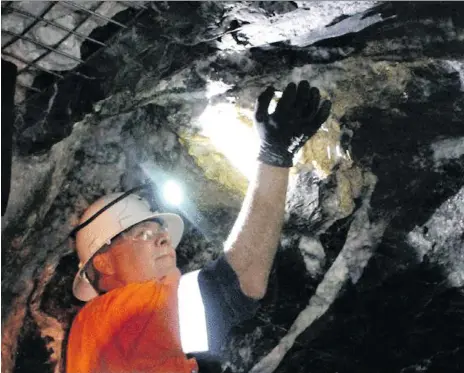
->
xmin=105 ymin=220 xmax=180 ymax=285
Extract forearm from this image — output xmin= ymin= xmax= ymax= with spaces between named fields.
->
xmin=224 ymin=80 xmax=331 ymax=299
xmin=224 ymin=161 xmax=289 ymax=299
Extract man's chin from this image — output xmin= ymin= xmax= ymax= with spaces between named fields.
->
xmin=158 ymin=267 xmax=181 ymax=285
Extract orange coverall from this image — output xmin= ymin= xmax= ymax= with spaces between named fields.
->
xmin=66 ymin=279 xmax=199 ymax=373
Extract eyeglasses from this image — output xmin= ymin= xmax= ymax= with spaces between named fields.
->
xmin=120 ymin=221 xmax=168 ymax=242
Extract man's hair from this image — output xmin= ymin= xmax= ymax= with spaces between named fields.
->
xmin=84 ymin=218 xmax=164 ymax=293
xmin=84 ymin=243 xmax=113 ymax=294
xmin=84 ymin=228 xmax=128 ymax=293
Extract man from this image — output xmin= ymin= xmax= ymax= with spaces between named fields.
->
xmin=66 ymin=81 xmax=331 ymax=373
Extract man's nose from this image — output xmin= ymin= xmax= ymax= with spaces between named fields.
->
xmin=154 ymin=231 xmax=171 ymax=247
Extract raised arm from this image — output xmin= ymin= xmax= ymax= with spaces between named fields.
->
xmin=224 ymin=81 xmax=331 ymax=299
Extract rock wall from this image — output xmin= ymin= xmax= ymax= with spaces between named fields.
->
xmin=2 ymin=2 xmax=463 ymax=373
xmin=2 ymin=1 xmax=132 ymax=103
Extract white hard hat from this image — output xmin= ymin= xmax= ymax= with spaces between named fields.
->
xmin=72 ymin=193 xmax=184 ymax=302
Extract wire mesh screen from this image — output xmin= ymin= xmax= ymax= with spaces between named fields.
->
xmin=1 ymin=1 xmax=147 ymax=106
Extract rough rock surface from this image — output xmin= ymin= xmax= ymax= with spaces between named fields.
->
xmin=2 ymin=2 xmax=464 ymax=373
xmin=1 ymin=1 xmax=134 ymax=103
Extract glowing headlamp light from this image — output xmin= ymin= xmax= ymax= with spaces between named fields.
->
xmin=162 ymin=180 xmax=184 ymax=207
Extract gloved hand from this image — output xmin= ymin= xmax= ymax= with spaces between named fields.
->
xmin=254 ymin=80 xmax=332 ymax=168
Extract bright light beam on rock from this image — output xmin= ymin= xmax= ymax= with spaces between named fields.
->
xmin=197 ymin=103 xmax=259 ymax=180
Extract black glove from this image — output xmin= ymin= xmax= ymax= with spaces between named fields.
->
xmin=254 ymin=80 xmax=332 ymax=168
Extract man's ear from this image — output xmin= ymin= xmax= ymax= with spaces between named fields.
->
xmin=92 ymin=251 xmax=115 ymax=276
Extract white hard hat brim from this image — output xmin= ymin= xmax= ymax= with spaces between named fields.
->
xmin=72 ymin=212 xmax=184 ymax=302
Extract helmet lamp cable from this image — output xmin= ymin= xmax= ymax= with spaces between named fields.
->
xmin=68 ymin=183 xmax=151 ymax=239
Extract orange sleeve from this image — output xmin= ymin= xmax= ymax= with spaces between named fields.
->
xmin=67 ymin=281 xmax=198 ymax=373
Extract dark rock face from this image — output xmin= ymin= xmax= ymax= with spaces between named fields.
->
xmin=2 ymin=2 xmax=463 ymax=373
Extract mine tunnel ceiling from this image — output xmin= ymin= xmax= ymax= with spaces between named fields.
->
xmin=3 ymin=1 xmax=463 ymax=155
xmin=2 ymin=1 xmax=147 ymax=104
xmin=1 ymin=2 xmax=464 ymax=373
